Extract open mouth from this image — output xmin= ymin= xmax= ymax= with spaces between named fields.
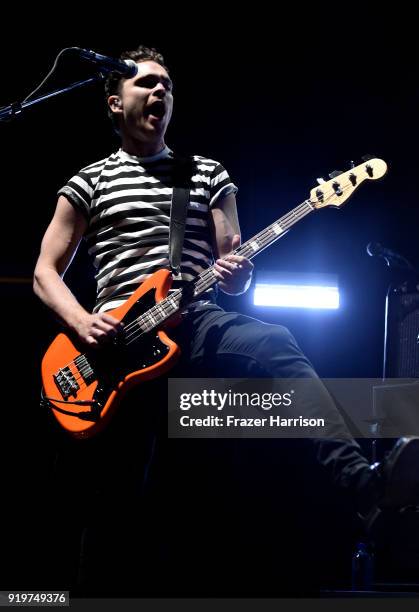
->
xmin=146 ymin=101 xmax=165 ymax=120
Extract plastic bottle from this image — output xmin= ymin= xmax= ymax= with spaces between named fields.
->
xmin=351 ymin=541 xmax=374 ymax=591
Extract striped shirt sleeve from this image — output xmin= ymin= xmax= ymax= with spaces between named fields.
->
xmin=209 ymin=162 xmax=238 ymax=207
xmin=57 ymin=171 xmax=94 ymax=220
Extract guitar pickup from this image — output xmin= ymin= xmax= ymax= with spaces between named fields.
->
xmin=74 ymin=354 xmax=95 ymax=386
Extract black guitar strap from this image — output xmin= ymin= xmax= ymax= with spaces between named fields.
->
xmin=169 ymin=155 xmax=193 ymax=276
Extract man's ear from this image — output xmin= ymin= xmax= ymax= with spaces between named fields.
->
xmin=108 ymin=96 xmax=123 ymax=112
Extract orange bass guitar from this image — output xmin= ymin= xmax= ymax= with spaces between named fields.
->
xmin=41 ymin=158 xmax=387 ymax=438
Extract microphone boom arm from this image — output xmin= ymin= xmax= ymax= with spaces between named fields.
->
xmin=367 ymin=242 xmax=417 ymax=273
xmin=0 ymin=46 xmax=136 ymax=123
xmin=0 ymin=74 xmax=105 ymax=122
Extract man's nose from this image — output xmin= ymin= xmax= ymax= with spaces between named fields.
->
xmin=153 ymin=82 xmax=166 ymax=97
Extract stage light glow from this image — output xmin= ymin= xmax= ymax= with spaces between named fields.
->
xmin=253 ymin=282 xmax=340 ymax=309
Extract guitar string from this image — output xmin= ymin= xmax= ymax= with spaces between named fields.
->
xmin=53 ymin=209 xmax=310 ymax=395
xmin=54 ymin=177 xmax=360 ymax=394
xmin=122 ymin=202 xmax=313 ymax=345
xmin=58 ymin=197 xmax=313 ymax=384
xmin=54 ymin=191 xmax=326 ymax=388
xmin=122 ymin=200 xmax=312 ymax=333
xmin=123 ymin=201 xmax=315 ymax=345
xmin=122 ymin=200 xmax=313 ymax=342
xmin=54 ymin=195 xmax=319 ymax=387
xmin=62 ymin=188 xmax=338 ymax=365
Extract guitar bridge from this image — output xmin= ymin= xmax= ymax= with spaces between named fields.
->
xmin=54 ymin=366 xmax=80 ymax=399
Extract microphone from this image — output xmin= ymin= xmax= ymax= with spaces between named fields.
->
xmin=76 ymin=48 xmax=138 ymax=77
xmin=366 ymin=242 xmax=415 ymax=270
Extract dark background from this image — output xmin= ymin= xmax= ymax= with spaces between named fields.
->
xmin=1 ymin=4 xmax=419 ymax=597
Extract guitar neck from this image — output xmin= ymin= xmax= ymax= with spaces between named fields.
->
xmin=135 ymin=199 xmax=315 ymax=332
xmin=193 ymin=198 xmax=314 ymax=297
xmin=238 ymin=199 xmax=314 ymax=257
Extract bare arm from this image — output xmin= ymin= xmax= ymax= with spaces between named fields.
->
xmin=210 ymin=192 xmax=253 ymax=295
xmin=33 ymin=195 xmax=122 ymax=346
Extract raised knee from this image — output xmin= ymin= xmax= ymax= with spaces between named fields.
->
xmin=262 ymin=324 xmax=295 ymax=350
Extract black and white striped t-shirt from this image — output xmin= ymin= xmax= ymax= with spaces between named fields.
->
xmin=58 ymin=146 xmax=237 ymax=313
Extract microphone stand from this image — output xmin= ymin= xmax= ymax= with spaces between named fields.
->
xmin=0 ymin=73 xmax=105 ymax=122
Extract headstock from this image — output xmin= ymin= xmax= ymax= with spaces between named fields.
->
xmin=309 ymin=158 xmax=387 ymax=209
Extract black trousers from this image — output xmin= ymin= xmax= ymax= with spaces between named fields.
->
xmin=55 ymin=304 xmax=370 ymax=595
xmin=170 ymin=304 xmax=370 ymax=492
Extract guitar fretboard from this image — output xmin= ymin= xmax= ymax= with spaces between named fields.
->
xmin=136 ymin=199 xmax=314 ymax=332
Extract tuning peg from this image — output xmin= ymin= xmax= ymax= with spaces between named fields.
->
xmin=316 ymin=177 xmax=326 ymax=185
xmin=329 ymin=170 xmax=343 ymax=179
xmin=362 ymin=154 xmax=375 ymax=162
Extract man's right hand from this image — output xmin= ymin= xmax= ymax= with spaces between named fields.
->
xmin=72 ymin=312 xmax=123 ymax=347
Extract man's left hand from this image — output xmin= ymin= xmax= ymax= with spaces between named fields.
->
xmin=214 ymin=234 xmax=254 ymax=295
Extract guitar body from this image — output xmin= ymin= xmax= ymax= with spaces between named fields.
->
xmin=41 ymin=269 xmax=180 ymax=439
